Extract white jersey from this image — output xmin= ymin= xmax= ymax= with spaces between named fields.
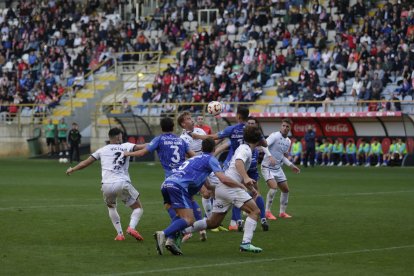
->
xmin=224 ymin=144 xmax=252 ymax=183
xmin=262 ymin=131 xmax=291 ymax=169
xmin=180 ymin=127 xmax=206 ymax=155
xmin=91 ymin=142 xmax=136 ymax=184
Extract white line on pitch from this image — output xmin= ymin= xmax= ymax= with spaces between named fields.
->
xmin=103 ymin=244 xmax=414 ymax=276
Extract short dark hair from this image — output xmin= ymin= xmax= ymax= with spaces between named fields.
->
xmin=202 ymin=138 xmax=215 ymax=153
xmin=281 ymin=118 xmax=292 ymax=125
xmin=108 ymin=127 xmax=122 ymax=138
xmin=237 ymin=106 xmax=249 ymax=121
xmin=160 ymin=117 xmax=174 ymax=132
xmin=177 ymin=111 xmax=191 ymax=128
xmin=243 ymin=126 xmax=262 ymax=144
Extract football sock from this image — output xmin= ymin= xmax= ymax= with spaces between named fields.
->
xmin=256 ymin=195 xmax=266 ymax=219
xmin=188 ymin=218 xmax=207 ymax=233
xmin=129 ymin=207 xmax=143 ymax=229
xmin=167 ymin=207 xmax=176 ymax=220
xmin=163 ymin=217 xmax=188 ymax=238
xmin=242 ymin=217 xmax=257 ymax=244
xmin=108 ymin=207 xmax=123 ymax=234
xmin=280 ymin=192 xmax=289 ymax=214
xmin=266 ymin=188 xmax=277 ymax=212
xmin=192 ymin=200 xmax=202 ymax=220
xmin=202 ymin=197 xmax=212 ymax=218
xmin=231 ymin=206 xmax=242 ymax=221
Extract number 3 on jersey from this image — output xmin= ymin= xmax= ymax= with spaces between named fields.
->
xmin=170 ymin=145 xmax=180 ymax=163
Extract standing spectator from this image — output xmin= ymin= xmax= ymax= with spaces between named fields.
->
xmin=303 ymin=125 xmax=316 ymax=168
xmin=57 ymin=118 xmax=69 ymax=157
xmin=44 ymin=119 xmax=56 ymax=156
xmin=195 ymin=115 xmax=212 ymax=134
xmin=68 ymin=122 xmax=82 ymax=163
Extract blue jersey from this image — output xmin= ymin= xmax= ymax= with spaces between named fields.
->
xmin=218 ymin=123 xmax=246 ymax=168
xmin=146 ymin=133 xmax=190 ymax=177
xmin=247 ymin=148 xmax=259 ymax=181
xmin=165 ymin=153 xmax=223 ymax=196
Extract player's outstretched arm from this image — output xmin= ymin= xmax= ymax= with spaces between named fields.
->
xmin=215 ymin=171 xmax=246 ymax=190
xmin=66 ymin=156 xmax=95 ymax=175
xmin=133 ymin=143 xmax=148 ymax=151
xmin=124 ymin=147 xmax=149 ymax=158
xmin=282 ymin=156 xmax=300 ymax=174
xmin=214 ymin=140 xmax=229 ymax=156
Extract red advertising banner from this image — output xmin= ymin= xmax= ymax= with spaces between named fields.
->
xmin=220 ymin=111 xmax=402 ymax=118
xmin=290 ymin=119 xmax=322 ymax=137
xmin=319 ymin=119 xmax=355 ymax=136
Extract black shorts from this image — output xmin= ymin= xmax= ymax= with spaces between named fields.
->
xmin=58 ymin=137 xmax=67 ymax=143
xmin=46 ymin=138 xmax=55 ymax=146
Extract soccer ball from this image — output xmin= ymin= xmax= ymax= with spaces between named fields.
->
xmin=59 ymin=158 xmax=69 ymax=163
xmin=207 ymin=101 xmax=223 ymax=116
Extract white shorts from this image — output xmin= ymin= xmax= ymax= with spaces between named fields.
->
xmin=261 ymin=165 xmax=287 ymax=184
xmin=101 ymin=181 xmax=139 ymax=207
xmin=212 ymin=183 xmax=252 ymax=213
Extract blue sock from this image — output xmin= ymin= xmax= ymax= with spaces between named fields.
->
xmin=164 ymin=217 xmax=188 ymax=238
xmin=167 ymin=207 xmax=176 ymax=220
xmin=231 ymin=206 xmax=241 ymax=221
xmin=256 ymin=196 xmax=266 ymax=220
xmin=192 ymin=200 xmax=202 ymax=220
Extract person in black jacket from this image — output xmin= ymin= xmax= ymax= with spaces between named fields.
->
xmin=303 ymin=125 xmax=316 ymax=167
xmin=68 ymin=122 xmax=82 ymax=163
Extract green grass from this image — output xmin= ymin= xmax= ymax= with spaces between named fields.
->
xmin=1 ymin=158 xmax=414 ymax=275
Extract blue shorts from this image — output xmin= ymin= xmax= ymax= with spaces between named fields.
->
xmin=161 ymin=181 xmax=192 ymax=209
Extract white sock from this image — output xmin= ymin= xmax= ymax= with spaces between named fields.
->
xmin=242 ymin=217 xmax=257 ymax=244
xmin=202 ymin=197 xmax=212 ymax=218
xmin=229 ymin=220 xmax=237 ymax=226
xmin=129 ymin=208 xmax=143 ymax=229
xmin=192 ymin=218 xmax=208 ymax=232
xmin=108 ymin=207 xmax=123 ymax=234
xmin=280 ymin=192 xmax=289 ymax=214
xmin=266 ymin=188 xmax=277 ymax=212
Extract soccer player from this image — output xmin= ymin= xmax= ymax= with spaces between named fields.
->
xmin=184 ymin=126 xmax=266 ymax=253
xmin=44 ymin=119 xmax=56 ymax=156
xmin=177 ymin=111 xmax=210 ymax=240
xmin=66 ymin=128 xmax=144 ymax=241
xmin=262 ymin=119 xmax=300 ymax=220
xmin=290 ymin=138 xmax=302 ymax=165
xmin=357 ymin=139 xmax=370 ymax=166
xmin=320 ymin=138 xmax=333 ymax=166
xmin=382 ymin=138 xmax=397 ymax=166
xmin=57 ymin=118 xmax=69 ymax=156
xmin=396 ymin=138 xmax=407 ymax=161
xmin=154 ymin=138 xmax=245 ymax=255
xmin=124 ymin=117 xmax=196 ymax=220
xmin=368 ymin=138 xmax=382 ymax=167
xmin=345 ymin=139 xmax=357 ymax=166
xmin=219 ymin=117 xmax=269 ymax=232
xmin=192 ymin=106 xmax=267 ymax=169
xmin=331 ymin=139 xmax=344 ymax=166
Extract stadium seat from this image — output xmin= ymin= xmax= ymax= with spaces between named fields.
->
xmin=407 ymin=138 xmax=414 ymax=153
xmin=381 ymin=138 xmax=391 ymax=154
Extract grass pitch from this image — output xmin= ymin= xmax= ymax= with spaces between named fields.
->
xmin=1 ymin=158 xmax=414 ymax=275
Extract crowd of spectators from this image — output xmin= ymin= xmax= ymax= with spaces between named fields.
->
xmin=1 ymin=0 xmax=414 ymax=122
xmin=0 ymin=0 xmax=181 ymax=121
xmin=141 ymin=0 xmax=414 ymax=114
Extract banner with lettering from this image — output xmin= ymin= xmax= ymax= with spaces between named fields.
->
xmin=320 ymin=119 xmax=354 ymax=136
xmin=291 ymin=119 xmax=323 ymax=137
